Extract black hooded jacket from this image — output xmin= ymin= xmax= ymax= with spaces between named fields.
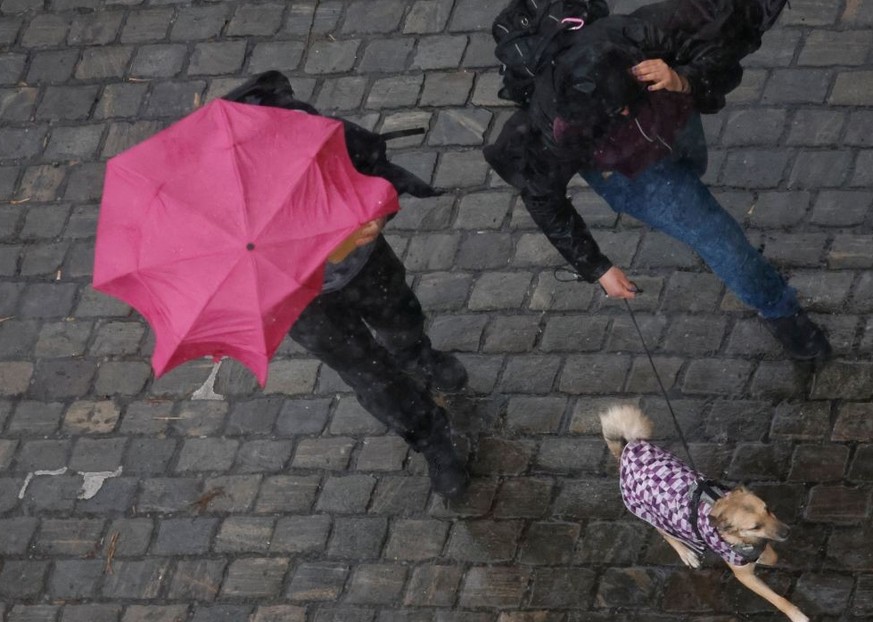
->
xmin=484 ymin=0 xmax=786 ymax=281
xmin=223 ymin=71 xmax=440 ymax=199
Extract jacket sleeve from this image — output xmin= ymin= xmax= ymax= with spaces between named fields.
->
xmin=522 ymin=192 xmax=613 ymax=282
xmin=622 ymin=1 xmax=760 ymax=113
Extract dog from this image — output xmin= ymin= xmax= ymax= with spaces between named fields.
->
xmin=600 ymin=404 xmax=808 ymax=622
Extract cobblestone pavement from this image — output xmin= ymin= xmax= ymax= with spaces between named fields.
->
xmin=1 ymin=0 xmax=872 ymax=620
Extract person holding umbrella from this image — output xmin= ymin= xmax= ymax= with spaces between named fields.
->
xmin=223 ymin=72 xmax=470 ymax=498
xmin=94 ymin=71 xmax=469 ymax=499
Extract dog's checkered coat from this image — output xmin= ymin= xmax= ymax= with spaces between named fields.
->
xmin=620 ymin=439 xmax=751 ymax=566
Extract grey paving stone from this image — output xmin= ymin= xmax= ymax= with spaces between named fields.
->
xmin=6 ymin=605 xmax=60 ymax=622
xmin=359 ymin=38 xmax=414 ymax=73
xmin=535 ymin=438 xmax=604 ymax=474
xmin=214 ymin=516 xmax=274 ymax=553
xmin=354 ymin=436 xmax=408 ymax=472
xmin=275 ymin=398 xmax=331 ymax=436
xmin=251 ymin=606 xmax=305 ymax=622
xmin=60 ymin=604 xmax=121 ymax=622
xmin=255 ymin=474 xmax=321 ymax=513
xmin=75 ymin=46 xmax=133 ymax=81
xmin=171 ymin=5 xmax=228 ymax=40
xmin=101 ymin=559 xmax=168 ymax=599
xmin=469 ymin=437 xmax=532 ymax=476
xmin=315 ymin=474 xmax=376 ymax=513
xmin=48 ymin=559 xmax=102 ymax=599
xmin=221 ymin=557 xmax=289 ymax=598
xmin=403 ymin=565 xmax=462 ymax=608
xmin=121 ymin=605 xmax=189 ymax=622
xmin=459 ymin=566 xmax=530 ymax=609
xmin=167 ymin=559 xmax=225 ymax=601
xmin=142 ymin=80 xmax=206 ymax=118
xmin=151 ymin=518 xmax=218 ymax=555
xmin=234 ymin=440 xmax=291 ymax=473
xmin=342 ymin=0 xmax=405 ymax=33
xmin=188 ymin=41 xmax=246 ymax=76
xmin=721 ymin=108 xmax=787 ymax=146
xmin=492 ymin=477 xmax=555 ymax=520
xmin=788 ymin=150 xmax=853 ymax=189
xmin=327 ymin=516 xmax=387 ymax=559
xmin=343 ymin=563 xmax=407 ymax=605
xmin=248 ymin=40 xmax=306 ymax=74
xmin=719 ymin=149 xmax=791 ymax=188
xmin=121 ymin=7 xmax=173 ymax=42
xmin=462 ymin=31 xmax=496 ymax=68
xmin=0 ymin=316 xmax=39 ymax=359
xmin=137 ymin=477 xmax=201 ymax=513
xmin=0 ymin=560 xmax=48 ymax=599
xmin=271 ymin=515 xmax=331 ymax=554
xmin=292 ymin=437 xmax=356 ymax=470
xmin=517 ymin=521 xmax=580 ymax=565
xmin=287 ymin=562 xmax=348 ymax=601
xmin=830 ymin=70 xmax=873 ymax=106
xmin=176 ymin=438 xmax=239 ymax=473
xmin=368 ymin=475 xmax=431 ymax=514
xmin=403 ymin=0 xmax=453 ymax=33
xmin=315 ymin=76 xmax=368 ymax=111
xmin=413 ymin=34 xmax=467 ymax=70
xmin=225 ymin=2 xmax=285 ymax=36
xmin=305 ymin=39 xmax=361 ymax=74
xmin=433 ymin=149 xmax=490 ymax=187
xmin=190 ymin=605 xmax=252 ymax=622
xmin=421 ymin=71 xmax=474 ymax=106
xmin=130 ymin=44 xmax=186 ymax=78
xmin=448 ymin=0 xmax=494 ymax=31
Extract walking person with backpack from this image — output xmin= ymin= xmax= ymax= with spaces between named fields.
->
xmin=485 ymin=0 xmax=831 ymax=360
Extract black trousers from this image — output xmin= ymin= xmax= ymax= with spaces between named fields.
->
xmin=290 ymin=236 xmax=446 ymax=448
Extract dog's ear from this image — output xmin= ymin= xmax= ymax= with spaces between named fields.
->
xmin=709 ymin=503 xmax=736 ymax=535
xmin=710 ymin=513 xmax=735 ymax=535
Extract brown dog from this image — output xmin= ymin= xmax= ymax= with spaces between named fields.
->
xmin=600 ymin=404 xmax=808 ymax=622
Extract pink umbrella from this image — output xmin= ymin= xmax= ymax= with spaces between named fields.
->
xmin=93 ymin=99 xmax=399 ymax=385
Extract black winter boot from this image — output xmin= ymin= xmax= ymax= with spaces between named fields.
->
xmin=406 ymin=348 xmax=468 ymax=392
xmin=415 ymin=416 xmax=468 ymax=499
xmin=761 ymin=309 xmax=832 ymax=361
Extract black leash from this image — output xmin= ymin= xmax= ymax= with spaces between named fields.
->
xmin=622 ymin=297 xmax=698 ymax=472
xmin=554 ymin=267 xmax=697 ymax=471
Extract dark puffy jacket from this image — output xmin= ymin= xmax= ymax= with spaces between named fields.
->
xmin=223 ymin=71 xmax=439 ymax=199
xmin=484 ymin=0 xmax=787 ymax=281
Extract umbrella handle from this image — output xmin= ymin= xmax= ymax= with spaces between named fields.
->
xmin=379 ymin=128 xmax=426 ymax=141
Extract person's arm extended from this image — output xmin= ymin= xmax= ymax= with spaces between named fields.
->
xmin=521 ymin=192 xmax=613 ymax=283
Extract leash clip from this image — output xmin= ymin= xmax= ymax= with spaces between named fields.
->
xmin=561 ymin=17 xmax=585 ymax=30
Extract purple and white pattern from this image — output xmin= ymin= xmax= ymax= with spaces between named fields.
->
xmin=619 ymin=439 xmax=752 ymax=566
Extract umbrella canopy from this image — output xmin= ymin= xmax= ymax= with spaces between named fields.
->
xmin=93 ymin=99 xmax=399 ymax=385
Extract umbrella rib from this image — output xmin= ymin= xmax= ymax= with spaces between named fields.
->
xmin=173 ymin=252 xmax=252 ymax=349
xmin=216 ymin=101 xmax=252 ymax=241
xmin=248 ymin=123 xmax=341 ymax=242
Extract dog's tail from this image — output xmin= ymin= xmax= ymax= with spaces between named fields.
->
xmin=600 ymin=404 xmax=653 ymax=459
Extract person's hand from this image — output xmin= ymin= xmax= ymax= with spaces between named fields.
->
xmin=598 ymin=266 xmax=639 ymax=299
xmin=632 ymin=59 xmax=689 ymax=93
xmin=353 ymin=217 xmax=386 ymax=248
xmin=328 ymin=217 xmax=387 ymax=263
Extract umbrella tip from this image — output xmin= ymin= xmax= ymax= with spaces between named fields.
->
xmin=246 ymin=243 xmax=255 ymax=251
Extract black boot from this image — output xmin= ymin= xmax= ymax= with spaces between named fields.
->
xmin=761 ymin=309 xmax=832 ymax=361
xmin=421 ymin=435 xmax=469 ymax=499
xmin=406 ymin=348 xmax=468 ymax=392
xmin=415 ymin=415 xmax=468 ymax=499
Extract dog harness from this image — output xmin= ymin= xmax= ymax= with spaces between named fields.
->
xmin=619 ymin=439 xmax=753 ymax=566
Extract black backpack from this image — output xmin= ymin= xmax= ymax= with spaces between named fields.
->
xmin=492 ymin=0 xmax=610 ymax=105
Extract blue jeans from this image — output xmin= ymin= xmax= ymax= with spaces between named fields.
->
xmin=580 ymin=119 xmax=798 ymax=319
